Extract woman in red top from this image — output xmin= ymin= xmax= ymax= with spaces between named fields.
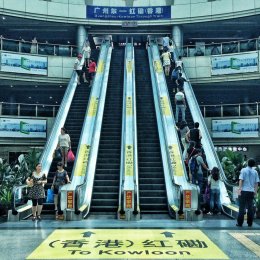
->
xmin=88 ymin=58 xmax=96 ymax=87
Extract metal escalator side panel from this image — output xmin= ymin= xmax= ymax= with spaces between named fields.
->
xmin=147 ymin=46 xmax=182 ymax=215
xmin=172 ymin=46 xmax=233 ymax=212
xmin=59 ymin=43 xmax=113 ymax=218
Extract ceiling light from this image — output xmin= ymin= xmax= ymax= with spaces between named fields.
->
xmin=28 ymin=96 xmax=32 ymax=99
xmin=49 ymin=96 xmax=53 ymax=99
xmin=55 ymin=101 xmax=58 ymax=104
xmin=59 ymin=85 xmax=62 ymax=88
xmin=2 ymin=17 xmax=5 ymax=20
xmin=67 ymin=41 xmax=70 ymax=44
xmin=10 ymin=85 xmax=13 ymax=88
xmin=35 ymin=85 xmax=38 ymax=88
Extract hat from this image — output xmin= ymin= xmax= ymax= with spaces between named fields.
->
xmin=77 ymin=53 xmax=83 ymax=58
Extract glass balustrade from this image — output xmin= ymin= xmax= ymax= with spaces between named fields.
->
xmin=0 ymin=37 xmax=77 ymax=57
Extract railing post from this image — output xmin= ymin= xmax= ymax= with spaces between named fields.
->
xmin=238 ymin=41 xmax=240 ymax=53
xmin=203 ymin=106 xmax=206 ymax=117
xmin=53 ymin=106 xmax=55 ymax=117
xmin=220 ymin=43 xmax=223 ymax=55
xmin=70 ymin=46 xmax=73 ymax=57
xmin=0 ymin=102 xmax=2 ymax=115
xmin=220 ymin=105 xmax=223 ymax=117
xmin=238 ymin=104 xmax=241 ymax=117
xmin=0 ymin=37 xmax=2 ymax=50
xmin=186 ymin=46 xmax=188 ymax=57
xmin=257 ymin=102 xmax=259 ymax=115
xmin=54 ymin=45 xmax=56 ymax=56
xmin=36 ymin=43 xmax=38 ymax=54
xmin=35 ymin=105 xmax=38 ymax=117
xmin=18 ymin=104 xmax=20 ymax=116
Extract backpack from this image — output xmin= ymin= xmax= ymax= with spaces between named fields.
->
xmin=190 ymin=156 xmax=199 ymax=181
xmin=171 ymin=69 xmax=179 ymax=81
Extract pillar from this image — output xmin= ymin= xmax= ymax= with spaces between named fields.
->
xmin=172 ymin=25 xmax=183 ymax=53
xmin=77 ymin=25 xmax=88 ymax=53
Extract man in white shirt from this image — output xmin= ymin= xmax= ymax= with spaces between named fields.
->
xmin=237 ymin=158 xmax=259 ymax=227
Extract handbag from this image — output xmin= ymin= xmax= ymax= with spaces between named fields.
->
xmin=46 ymin=188 xmax=54 ymax=203
xmin=67 ymin=149 xmax=75 ymax=162
xmin=54 ymin=148 xmax=62 ymax=160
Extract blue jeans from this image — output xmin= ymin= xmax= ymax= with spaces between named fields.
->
xmin=176 ymin=105 xmax=186 ymax=122
xmin=192 ymin=173 xmax=203 ymax=191
xmin=210 ymin=189 xmax=221 ymax=212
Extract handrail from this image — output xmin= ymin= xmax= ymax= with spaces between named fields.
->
xmin=180 ymin=37 xmax=259 ymax=57
xmin=0 ymin=36 xmax=77 ymax=57
xmin=200 ymin=101 xmax=260 ymax=107
xmin=72 ymin=40 xmax=112 ymax=218
xmin=172 ymin=39 xmax=236 ymax=216
xmin=0 ymin=101 xmax=60 ymax=107
xmin=118 ymin=38 xmax=139 ymax=219
xmin=10 ymin=41 xmax=87 ymax=219
xmin=148 ymin=41 xmax=199 ymax=217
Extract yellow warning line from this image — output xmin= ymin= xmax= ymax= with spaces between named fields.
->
xmin=229 ymin=232 xmax=260 ymax=257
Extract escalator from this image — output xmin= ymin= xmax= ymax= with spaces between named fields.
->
xmin=135 ymin=48 xmax=168 ymax=214
xmin=90 ymin=48 xmax=124 ymax=214
xmin=43 ymin=51 xmax=99 ymax=215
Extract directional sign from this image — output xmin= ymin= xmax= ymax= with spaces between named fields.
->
xmin=74 ymin=144 xmax=90 ymax=177
xmin=27 ymin=229 xmax=228 ymax=259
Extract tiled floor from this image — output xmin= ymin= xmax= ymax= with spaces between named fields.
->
xmin=0 ymin=214 xmax=260 ymax=259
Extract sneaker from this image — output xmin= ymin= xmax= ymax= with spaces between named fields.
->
xmin=37 ymin=215 xmax=42 ymax=221
xmin=32 ymin=216 xmax=37 ymax=221
xmin=236 ymin=223 xmax=242 ymax=227
xmin=207 ymin=212 xmax=213 ymax=215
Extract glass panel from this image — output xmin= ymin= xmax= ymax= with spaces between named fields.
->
xmin=20 ymin=42 xmax=31 ymax=53
xmin=57 ymin=45 xmax=70 ymax=56
xmin=72 ymin=46 xmax=78 ymax=57
xmin=37 ymin=105 xmax=54 ymax=117
xmin=2 ymin=103 xmax=18 ymax=116
xmin=2 ymin=39 xmax=19 ymax=52
xmin=205 ymin=106 xmax=221 ymax=117
xmin=240 ymin=104 xmax=257 ymax=116
xmin=222 ymin=41 xmax=238 ymax=54
xmin=20 ymin=105 xmax=36 ymax=116
xmin=38 ymin=43 xmax=55 ymax=56
xmin=239 ymin=39 xmax=256 ymax=52
xmin=223 ymin=105 xmax=239 ymax=117
xmin=205 ymin=43 xmax=221 ymax=56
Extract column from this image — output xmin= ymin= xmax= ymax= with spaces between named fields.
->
xmin=172 ymin=25 xmax=183 ymax=53
xmin=77 ymin=25 xmax=88 ymax=52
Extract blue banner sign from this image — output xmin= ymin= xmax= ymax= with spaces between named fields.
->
xmin=87 ymin=5 xmax=171 ymax=20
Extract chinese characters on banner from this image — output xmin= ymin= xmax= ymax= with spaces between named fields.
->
xmin=87 ymin=6 xmax=171 ymax=20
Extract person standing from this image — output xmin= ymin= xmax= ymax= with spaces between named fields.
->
xmin=51 ymin=162 xmax=71 ymax=219
xmin=237 ymin=158 xmax=259 ymax=227
xmin=207 ymin=167 xmax=222 ymax=215
xmin=57 ymin=127 xmax=71 ymax=167
xmin=88 ymin=58 xmax=97 ymax=87
xmin=26 ymin=163 xmax=47 ymax=221
xmin=176 ymin=73 xmax=189 ymax=90
xmin=83 ymin=41 xmax=91 ymax=66
xmin=186 ymin=122 xmax=202 ymax=148
xmin=179 ymin=120 xmax=189 ymax=160
xmin=175 ymin=89 xmax=186 ymax=123
xmin=30 ymin=37 xmax=37 ymax=54
xmin=175 ymin=56 xmax=183 ymax=72
xmin=160 ymin=49 xmax=171 ymax=76
xmin=74 ymin=53 xmax=85 ymax=85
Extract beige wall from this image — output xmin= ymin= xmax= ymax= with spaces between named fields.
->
xmin=0 ymin=0 xmax=259 ymax=24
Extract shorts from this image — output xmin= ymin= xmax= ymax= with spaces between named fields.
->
xmin=89 ymin=72 xmax=96 ymax=79
xmin=76 ymin=70 xmax=82 ymax=76
xmin=60 ymin=146 xmax=69 ymax=153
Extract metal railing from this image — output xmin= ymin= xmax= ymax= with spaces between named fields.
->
xmin=181 ymin=37 xmax=260 ymax=57
xmin=0 ymin=102 xmax=59 ymax=117
xmin=199 ymin=102 xmax=260 ymax=118
xmin=0 ymin=36 xmax=78 ymax=57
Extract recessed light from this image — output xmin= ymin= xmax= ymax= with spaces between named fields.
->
xmin=10 ymin=85 xmax=13 ymax=88
xmin=28 ymin=96 xmax=32 ymax=99
xmin=2 ymin=17 xmax=6 ymax=20
xmin=35 ymin=85 xmax=38 ymax=88
xmin=49 ymin=96 xmax=53 ymax=99
xmin=55 ymin=101 xmax=58 ymax=104
xmin=67 ymin=41 xmax=70 ymax=44
xmin=59 ymin=85 xmax=62 ymax=88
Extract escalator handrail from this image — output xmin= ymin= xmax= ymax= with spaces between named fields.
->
xmin=172 ymin=40 xmax=234 ymax=189
xmin=11 ymin=44 xmax=87 ymax=215
xmin=119 ymin=39 xmax=139 ymax=215
xmin=73 ymin=41 xmax=113 ymax=215
xmin=147 ymin=45 xmax=184 ymax=213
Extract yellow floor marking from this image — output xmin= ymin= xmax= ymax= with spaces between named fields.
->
xmin=27 ymin=229 xmax=229 ymax=259
xmin=229 ymin=232 xmax=260 ymax=257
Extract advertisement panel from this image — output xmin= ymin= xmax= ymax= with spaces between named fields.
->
xmin=1 ymin=52 xmax=48 ymax=75
xmin=87 ymin=5 xmax=171 ymax=20
xmin=211 ymin=52 xmax=258 ymax=75
xmin=0 ymin=118 xmax=47 ymax=138
xmin=212 ymin=118 xmax=259 ymax=138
